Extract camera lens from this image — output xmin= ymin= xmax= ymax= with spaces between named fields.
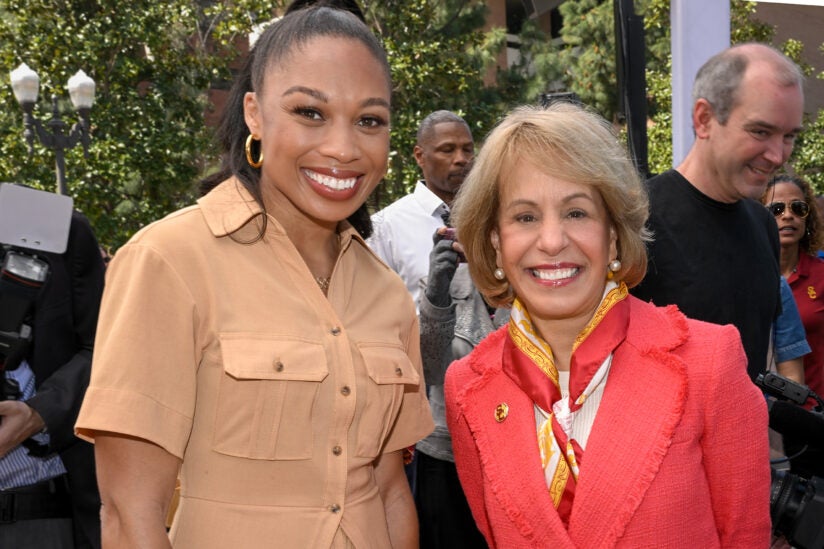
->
xmin=770 ymin=468 xmax=806 ymax=534
xmin=770 ymin=468 xmax=824 ymax=548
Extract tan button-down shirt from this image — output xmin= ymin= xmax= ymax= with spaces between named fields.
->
xmin=76 ymin=179 xmax=433 ymax=548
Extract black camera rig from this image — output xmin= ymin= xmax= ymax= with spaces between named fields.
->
xmin=0 ymin=183 xmax=72 ymax=373
xmin=756 ymin=372 xmax=824 ymax=549
xmin=0 ymin=183 xmax=73 ymax=457
xmin=0 ymin=248 xmax=49 ymax=376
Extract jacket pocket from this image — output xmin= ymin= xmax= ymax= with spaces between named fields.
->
xmin=212 ymin=335 xmax=328 ymax=460
xmin=355 ymin=343 xmax=420 ymax=457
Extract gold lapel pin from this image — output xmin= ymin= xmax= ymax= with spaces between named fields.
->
xmin=494 ymin=403 xmax=509 ymax=422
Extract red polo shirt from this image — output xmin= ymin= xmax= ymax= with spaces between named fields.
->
xmin=787 ymin=251 xmax=824 ymax=399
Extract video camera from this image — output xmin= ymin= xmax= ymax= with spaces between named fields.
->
xmin=756 ymin=372 xmax=824 ymax=549
xmin=0 ymin=183 xmax=73 ymax=396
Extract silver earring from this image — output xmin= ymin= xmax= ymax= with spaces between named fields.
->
xmin=494 ymin=268 xmax=506 ymax=280
xmin=609 ymin=259 xmax=622 ymax=273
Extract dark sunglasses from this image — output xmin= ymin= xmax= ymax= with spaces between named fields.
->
xmin=767 ymin=200 xmax=810 ymax=219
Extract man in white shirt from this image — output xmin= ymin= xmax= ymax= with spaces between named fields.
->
xmin=368 ymin=110 xmax=478 ymax=546
xmin=368 ymin=110 xmax=474 ymax=308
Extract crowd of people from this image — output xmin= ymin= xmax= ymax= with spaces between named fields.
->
xmin=1 ymin=1 xmax=822 ymax=548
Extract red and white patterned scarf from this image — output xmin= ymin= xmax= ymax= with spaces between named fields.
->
xmin=502 ymin=281 xmax=630 ymax=525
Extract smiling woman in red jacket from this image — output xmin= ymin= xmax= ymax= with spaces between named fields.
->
xmin=445 ymin=104 xmax=771 ymax=548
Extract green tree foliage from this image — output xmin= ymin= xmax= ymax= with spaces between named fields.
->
xmin=645 ymin=1 xmax=823 ymax=190
xmin=554 ymin=0 xmax=617 ymax=118
xmin=507 ymin=0 xmax=617 ymax=120
xmin=781 ymin=38 xmax=824 ymax=190
xmin=0 ymin=0 xmax=508 ymax=247
xmin=364 ymin=0 xmax=507 ymax=209
xmin=0 ymin=1 xmax=283 ymax=250
xmin=2 ymin=1 xmax=820 ymax=249
xmin=507 ymin=0 xmax=823 ymax=191
xmin=644 ymin=0 xmax=795 ymax=177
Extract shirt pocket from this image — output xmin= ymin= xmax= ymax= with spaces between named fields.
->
xmin=212 ymin=335 xmax=328 ymax=460
xmin=355 ymin=343 xmax=420 ymax=458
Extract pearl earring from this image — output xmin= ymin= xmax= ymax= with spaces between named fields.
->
xmin=494 ymin=268 xmax=506 ymax=280
xmin=609 ymin=259 xmax=622 ymax=273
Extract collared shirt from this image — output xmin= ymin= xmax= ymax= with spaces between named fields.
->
xmin=76 ymin=179 xmax=433 ymax=548
xmin=368 ymin=181 xmax=448 ymax=309
xmin=0 ymin=361 xmax=66 ymax=489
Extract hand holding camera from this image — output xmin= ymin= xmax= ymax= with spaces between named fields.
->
xmin=437 ymin=227 xmax=467 ymax=263
xmin=425 ymin=227 xmax=466 ymax=308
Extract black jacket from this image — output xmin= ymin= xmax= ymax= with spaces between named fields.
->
xmin=25 ymin=210 xmax=105 ymax=549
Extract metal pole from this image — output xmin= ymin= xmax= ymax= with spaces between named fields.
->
xmin=46 ymin=95 xmax=70 ymax=195
xmin=15 ymin=88 xmax=92 ymax=196
xmin=54 ymin=147 xmax=67 ymax=196
xmin=671 ymin=0 xmax=729 ymax=167
xmin=614 ymin=0 xmax=649 ymax=178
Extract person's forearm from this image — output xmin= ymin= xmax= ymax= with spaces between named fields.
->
xmin=101 ymin=502 xmax=172 ymax=549
xmin=776 ymin=358 xmax=805 ymax=384
xmin=383 ymin=480 xmax=418 ymax=549
xmin=375 ymin=450 xmax=418 ymax=548
xmin=0 ymin=401 xmax=45 ymax=457
xmin=96 ymin=433 xmax=179 ymax=549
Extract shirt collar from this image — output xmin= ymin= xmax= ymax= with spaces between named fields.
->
xmin=413 ymin=180 xmax=448 ymax=218
xmin=197 ymin=178 xmax=265 ymax=237
xmin=795 ymin=251 xmax=815 ymax=279
xmin=197 ymin=177 xmax=367 ymax=252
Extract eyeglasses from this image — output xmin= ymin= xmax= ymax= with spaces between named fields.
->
xmin=767 ymin=200 xmax=810 ymax=219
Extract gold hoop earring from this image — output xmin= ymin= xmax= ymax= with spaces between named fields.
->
xmin=245 ymin=134 xmax=263 ymax=168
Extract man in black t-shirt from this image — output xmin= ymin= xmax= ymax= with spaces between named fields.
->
xmin=632 ymin=43 xmax=804 ymax=381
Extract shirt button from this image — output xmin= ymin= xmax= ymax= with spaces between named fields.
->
xmin=395 ymin=367 xmax=403 ymax=376
xmin=340 ymin=386 xmax=351 ymax=396
xmin=332 ymin=445 xmax=342 ymax=456
xmin=329 ymin=504 xmax=341 ymax=513
xmin=274 ymin=360 xmax=284 ymax=372
xmin=331 ymin=327 xmax=342 ymax=336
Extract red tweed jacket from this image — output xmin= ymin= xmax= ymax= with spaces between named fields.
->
xmin=445 ymin=296 xmax=771 ymax=548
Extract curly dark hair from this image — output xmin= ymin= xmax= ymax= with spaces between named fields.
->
xmin=763 ymin=174 xmax=824 ymax=256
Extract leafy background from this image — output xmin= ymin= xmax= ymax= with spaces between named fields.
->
xmin=0 ymin=0 xmax=820 ymax=251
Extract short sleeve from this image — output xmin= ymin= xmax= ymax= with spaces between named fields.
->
xmin=75 ymin=242 xmax=199 ymax=459
xmin=773 ymin=277 xmax=811 ymax=363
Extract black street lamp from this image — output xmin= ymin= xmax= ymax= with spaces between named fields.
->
xmin=10 ymin=63 xmax=95 ymax=196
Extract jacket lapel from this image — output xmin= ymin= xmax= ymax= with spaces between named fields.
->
xmin=568 ymin=301 xmax=689 ymax=548
xmin=459 ymin=363 xmax=577 ymax=548
xmin=457 ymin=300 xmax=690 ymax=548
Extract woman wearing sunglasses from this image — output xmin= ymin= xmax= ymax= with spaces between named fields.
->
xmin=762 ymin=174 xmax=824 ymax=408
xmin=762 ymin=175 xmax=824 ymax=484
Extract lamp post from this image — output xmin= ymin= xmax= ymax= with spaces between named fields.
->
xmin=10 ymin=63 xmax=95 ymax=196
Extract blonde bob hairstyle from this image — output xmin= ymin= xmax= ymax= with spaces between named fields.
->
xmin=451 ymin=103 xmax=651 ymax=308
